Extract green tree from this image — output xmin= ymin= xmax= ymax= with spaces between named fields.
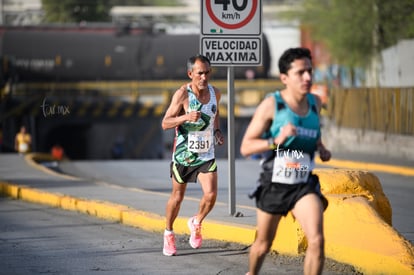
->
xmin=42 ymin=0 xmax=111 ymax=22
xmin=41 ymin=0 xmax=183 ymax=23
xmin=285 ymin=0 xmax=414 ymax=69
xmin=378 ymin=1 xmax=414 ymax=48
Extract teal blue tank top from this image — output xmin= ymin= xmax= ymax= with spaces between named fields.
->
xmin=266 ymin=91 xmax=321 ymax=157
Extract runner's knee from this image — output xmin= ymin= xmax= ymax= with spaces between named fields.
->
xmin=171 ymin=190 xmax=185 ymax=204
xmin=203 ymin=190 xmax=217 ymax=203
xmin=307 ymin=233 xmax=324 ymax=253
xmin=254 ymin=239 xmax=273 ymax=255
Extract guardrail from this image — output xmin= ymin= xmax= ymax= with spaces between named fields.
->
xmin=5 ymin=81 xmax=414 ymax=135
xmin=6 ymin=80 xmax=283 ymax=117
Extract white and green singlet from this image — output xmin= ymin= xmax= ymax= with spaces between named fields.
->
xmin=172 ymin=84 xmax=218 ymax=166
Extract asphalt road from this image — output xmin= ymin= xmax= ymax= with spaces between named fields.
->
xmin=0 ymin=197 xmax=359 ymax=275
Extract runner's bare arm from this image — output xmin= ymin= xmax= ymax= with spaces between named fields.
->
xmin=162 ymin=85 xmax=198 ymax=130
xmin=313 ymin=94 xmax=331 ymax=161
xmin=213 ymin=87 xmax=224 ymax=145
xmin=240 ymin=96 xmax=277 ymax=156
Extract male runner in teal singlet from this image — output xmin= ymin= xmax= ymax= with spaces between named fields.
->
xmin=161 ymin=54 xmax=224 ymax=256
xmin=240 ymin=48 xmax=331 ymax=275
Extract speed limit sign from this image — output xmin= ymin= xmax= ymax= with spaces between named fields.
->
xmin=201 ymin=0 xmax=261 ymax=35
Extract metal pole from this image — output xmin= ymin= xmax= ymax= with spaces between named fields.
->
xmin=227 ymin=66 xmax=236 ymax=215
xmin=0 ymin=0 xmax=3 ymax=25
xmin=29 ymin=115 xmax=36 ymax=152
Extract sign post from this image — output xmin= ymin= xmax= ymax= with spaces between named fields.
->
xmin=201 ymin=0 xmax=262 ymax=216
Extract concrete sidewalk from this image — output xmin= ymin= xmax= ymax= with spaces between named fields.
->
xmin=0 ymin=153 xmax=413 ymax=274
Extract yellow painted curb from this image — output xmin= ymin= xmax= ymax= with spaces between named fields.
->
xmin=202 ymin=221 xmax=256 ymax=246
xmin=75 ymin=199 xmax=130 ymax=222
xmin=324 ymin=195 xmax=414 ymax=275
xmin=0 ymin=180 xmax=256 ymax=244
xmin=0 ymin=182 xmax=20 ymax=197
xmin=19 ymin=187 xmax=62 ymax=207
xmin=315 ymin=158 xmax=414 ymax=177
xmin=122 ymin=209 xmax=166 ymax=232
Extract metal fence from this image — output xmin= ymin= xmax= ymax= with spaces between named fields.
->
xmin=327 ymin=87 xmax=414 ymax=136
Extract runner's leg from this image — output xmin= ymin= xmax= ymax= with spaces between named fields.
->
xmin=196 ymin=171 xmax=217 ymax=223
xmin=165 ymin=178 xmax=187 ymax=230
xmin=292 ymin=193 xmax=325 ymax=275
xmin=248 ymin=208 xmax=281 ymax=275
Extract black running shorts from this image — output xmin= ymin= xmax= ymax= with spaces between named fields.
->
xmin=255 ymin=173 xmax=328 ymax=216
xmin=170 ymin=159 xmax=217 ymax=184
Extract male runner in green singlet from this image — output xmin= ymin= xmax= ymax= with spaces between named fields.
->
xmin=161 ymin=54 xmax=224 ymax=256
xmin=240 ymin=48 xmax=331 ymax=275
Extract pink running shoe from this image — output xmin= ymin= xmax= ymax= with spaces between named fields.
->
xmin=188 ymin=216 xmax=202 ymax=249
xmin=163 ymin=232 xmax=176 ymax=256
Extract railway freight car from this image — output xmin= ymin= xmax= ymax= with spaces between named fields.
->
xmin=0 ymin=26 xmax=271 ymax=83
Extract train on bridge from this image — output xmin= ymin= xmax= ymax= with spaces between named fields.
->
xmin=0 ymin=25 xmax=271 ymax=86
